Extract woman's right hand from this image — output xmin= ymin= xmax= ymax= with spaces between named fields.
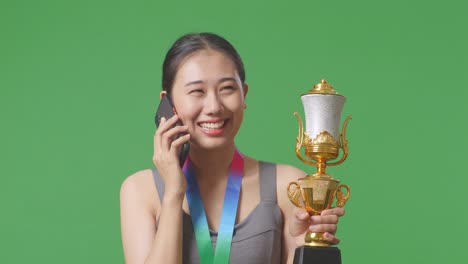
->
xmin=152 ymin=115 xmax=191 ymax=197
xmin=289 ymin=207 xmax=344 ymax=246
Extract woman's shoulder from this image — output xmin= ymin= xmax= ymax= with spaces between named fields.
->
xmin=121 ymin=168 xmax=155 ymax=192
xmin=120 ymin=168 xmax=159 ymax=217
xmin=276 ymin=163 xmax=307 ymax=184
xmin=251 ymin=159 xmax=306 ymax=210
xmin=243 ymin=155 xmax=306 ymax=183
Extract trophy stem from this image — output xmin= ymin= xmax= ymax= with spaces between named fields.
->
xmin=317 ymin=160 xmax=326 ymax=175
xmin=314 ymin=158 xmax=331 ymax=178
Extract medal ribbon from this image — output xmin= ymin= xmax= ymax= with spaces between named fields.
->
xmin=183 ymin=149 xmax=243 ymax=264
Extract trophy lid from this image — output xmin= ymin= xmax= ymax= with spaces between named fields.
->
xmin=303 ymin=79 xmax=341 ymax=95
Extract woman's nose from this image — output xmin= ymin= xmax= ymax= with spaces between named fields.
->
xmin=204 ymin=93 xmax=223 ymax=114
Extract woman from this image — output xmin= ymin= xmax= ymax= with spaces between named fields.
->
xmin=120 ymin=33 xmax=345 ymax=264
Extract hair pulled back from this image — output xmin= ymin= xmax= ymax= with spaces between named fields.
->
xmin=162 ymin=33 xmax=245 ymax=95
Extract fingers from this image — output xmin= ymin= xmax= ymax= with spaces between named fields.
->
xmin=292 ymin=208 xmax=310 ymax=229
xmin=292 ymin=209 xmax=341 ymax=226
xmin=157 ymin=115 xmax=181 ymax=134
xmin=155 ymin=115 xmax=181 ymax=142
xmin=289 ymin=208 xmax=344 ymax=246
xmin=295 ymin=208 xmax=309 ymax=221
xmin=309 ymin=224 xmax=337 ymax=234
xmin=153 ymin=115 xmax=190 ymax=167
xmin=289 ymin=208 xmax=311 ymax=237
xmin=307 ymin=208 xmax=344 ymax=237
xmin=154 ymin=115 xmax=188 ymax=151
xmin=169 ymin=134 xmax=190 ymax=154
xmin=309 ymin=215 xmax=339 ymax=225
xmin=323 ymin=232 xmax=340 ymax=245
xmin=154 ymin=116 xmax=171 ymax=151
xmin=321 ymin=207 xmax=345 ymax=217
xmin=161 ymin=125 xmax=189 ymax=151
xmin=289 ymin=207 xmax=345 ymax=247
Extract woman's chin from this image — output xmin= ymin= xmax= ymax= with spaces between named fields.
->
xmin=189 ymin=137 xmax=233 ymax=151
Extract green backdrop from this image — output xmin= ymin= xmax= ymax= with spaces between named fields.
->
xmin=1 ymin=0 xmax=467 ymax=263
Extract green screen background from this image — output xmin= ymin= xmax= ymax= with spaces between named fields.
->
xmin=2 ymin=0 xmax=467 ymax=263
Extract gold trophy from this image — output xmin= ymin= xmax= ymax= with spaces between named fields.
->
xmin=288 ymin=80 xmax=351 ymax=264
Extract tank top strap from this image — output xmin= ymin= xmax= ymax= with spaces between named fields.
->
xmin=153 ymin=162 xmax=277 ymax=203
xmin=258 ymin=161 xmax=277 ymax=203
xmin=151 ymin=168 xmax=165 ymax=202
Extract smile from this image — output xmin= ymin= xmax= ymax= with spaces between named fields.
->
xmin=198 ymin=120 xmax=225 ymax=129
xmin=197 ymin=119 xmax=228 ymax=136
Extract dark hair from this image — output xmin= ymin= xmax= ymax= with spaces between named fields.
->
xmin=162 ymin=33 xmax=245 ymax=95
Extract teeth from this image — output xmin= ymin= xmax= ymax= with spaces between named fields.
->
xmin=199 ymin=121 xmax=225 ymax=129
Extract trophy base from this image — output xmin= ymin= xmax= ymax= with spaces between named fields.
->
xmin=293 ymin=246 xmax=342 ymax=264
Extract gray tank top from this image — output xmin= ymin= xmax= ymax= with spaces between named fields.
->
xmin=151 ymin=161 xmax=283 ymax=264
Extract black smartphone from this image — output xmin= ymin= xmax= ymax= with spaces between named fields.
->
xmin=154 ymin=95 xmax=190 ymax=167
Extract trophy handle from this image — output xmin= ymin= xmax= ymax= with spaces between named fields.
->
xmin=335 ymin=184 xmax=351 ymax=207
xmin=328 ymin=115 xmax=352 ymax=167
xmin=294 ymin=112 xmax=317 ymax=166
xmin=287 ymin=182 xmax=303 ymax=208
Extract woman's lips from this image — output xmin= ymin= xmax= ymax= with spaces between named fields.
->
xmin=197 ymin=119 xmax=228 ymax=136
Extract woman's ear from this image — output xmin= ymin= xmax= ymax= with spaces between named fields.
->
xmin=159 ymin=90 xmax=178 ymax=114
xmin=160 ymin=91 xmax=167 ymax=99
xmin=243 ymin=84 xmax=249 ymax=109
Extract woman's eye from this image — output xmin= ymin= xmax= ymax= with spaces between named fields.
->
xmin=190 ymin=89 xmax=204 ymax=94
xmin=221 ymin=86 xmax=236 ymax=92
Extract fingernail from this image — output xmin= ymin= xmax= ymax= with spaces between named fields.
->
xmin=301 ymin=212 xmax=309 ymax=218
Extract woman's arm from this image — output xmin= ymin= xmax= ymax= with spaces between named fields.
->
xmin=277 ymin=165 xmax=307 ymax=263
xmin=120 ymin=170 xmax=185 ymax=264
xmin=121 ymin=115 xmax=190 ymax=264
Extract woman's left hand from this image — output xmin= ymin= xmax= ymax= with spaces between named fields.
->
xmin=289 ymin=207 xmax=345 ymax=246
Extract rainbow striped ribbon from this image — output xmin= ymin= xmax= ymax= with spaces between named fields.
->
xmin=183 ymin=149 xmax=244 ymax=264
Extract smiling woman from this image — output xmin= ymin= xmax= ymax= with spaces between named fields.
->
xmin=170 ymin=49 xmax=246 ymax=149
xmin=119 ymin=33 xmax=345 ymax=264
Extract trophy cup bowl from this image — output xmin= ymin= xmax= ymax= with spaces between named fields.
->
xmin=288 ymin=80 xmax=351 ymax=263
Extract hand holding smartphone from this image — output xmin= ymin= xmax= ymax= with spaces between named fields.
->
xmin=154 ymin=95 xmax=190 ymax=167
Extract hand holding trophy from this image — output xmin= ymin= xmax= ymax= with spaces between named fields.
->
xmin=288 ymin=80 xmax=351 ymax=264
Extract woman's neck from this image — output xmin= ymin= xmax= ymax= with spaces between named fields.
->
xmin=188 ymin=143 xmax=236 ymax=182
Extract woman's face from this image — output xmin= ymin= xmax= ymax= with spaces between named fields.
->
xmin=166 ymin=49 xmax=247 ymax=150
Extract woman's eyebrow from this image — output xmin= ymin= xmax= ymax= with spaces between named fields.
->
xmin=218 ymin=77 xmax=237 ymax=83
xmin=185 ymin=80 xmax=203 ymax=87
xmin=185 ymin=77 xmax=237 ymax=87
